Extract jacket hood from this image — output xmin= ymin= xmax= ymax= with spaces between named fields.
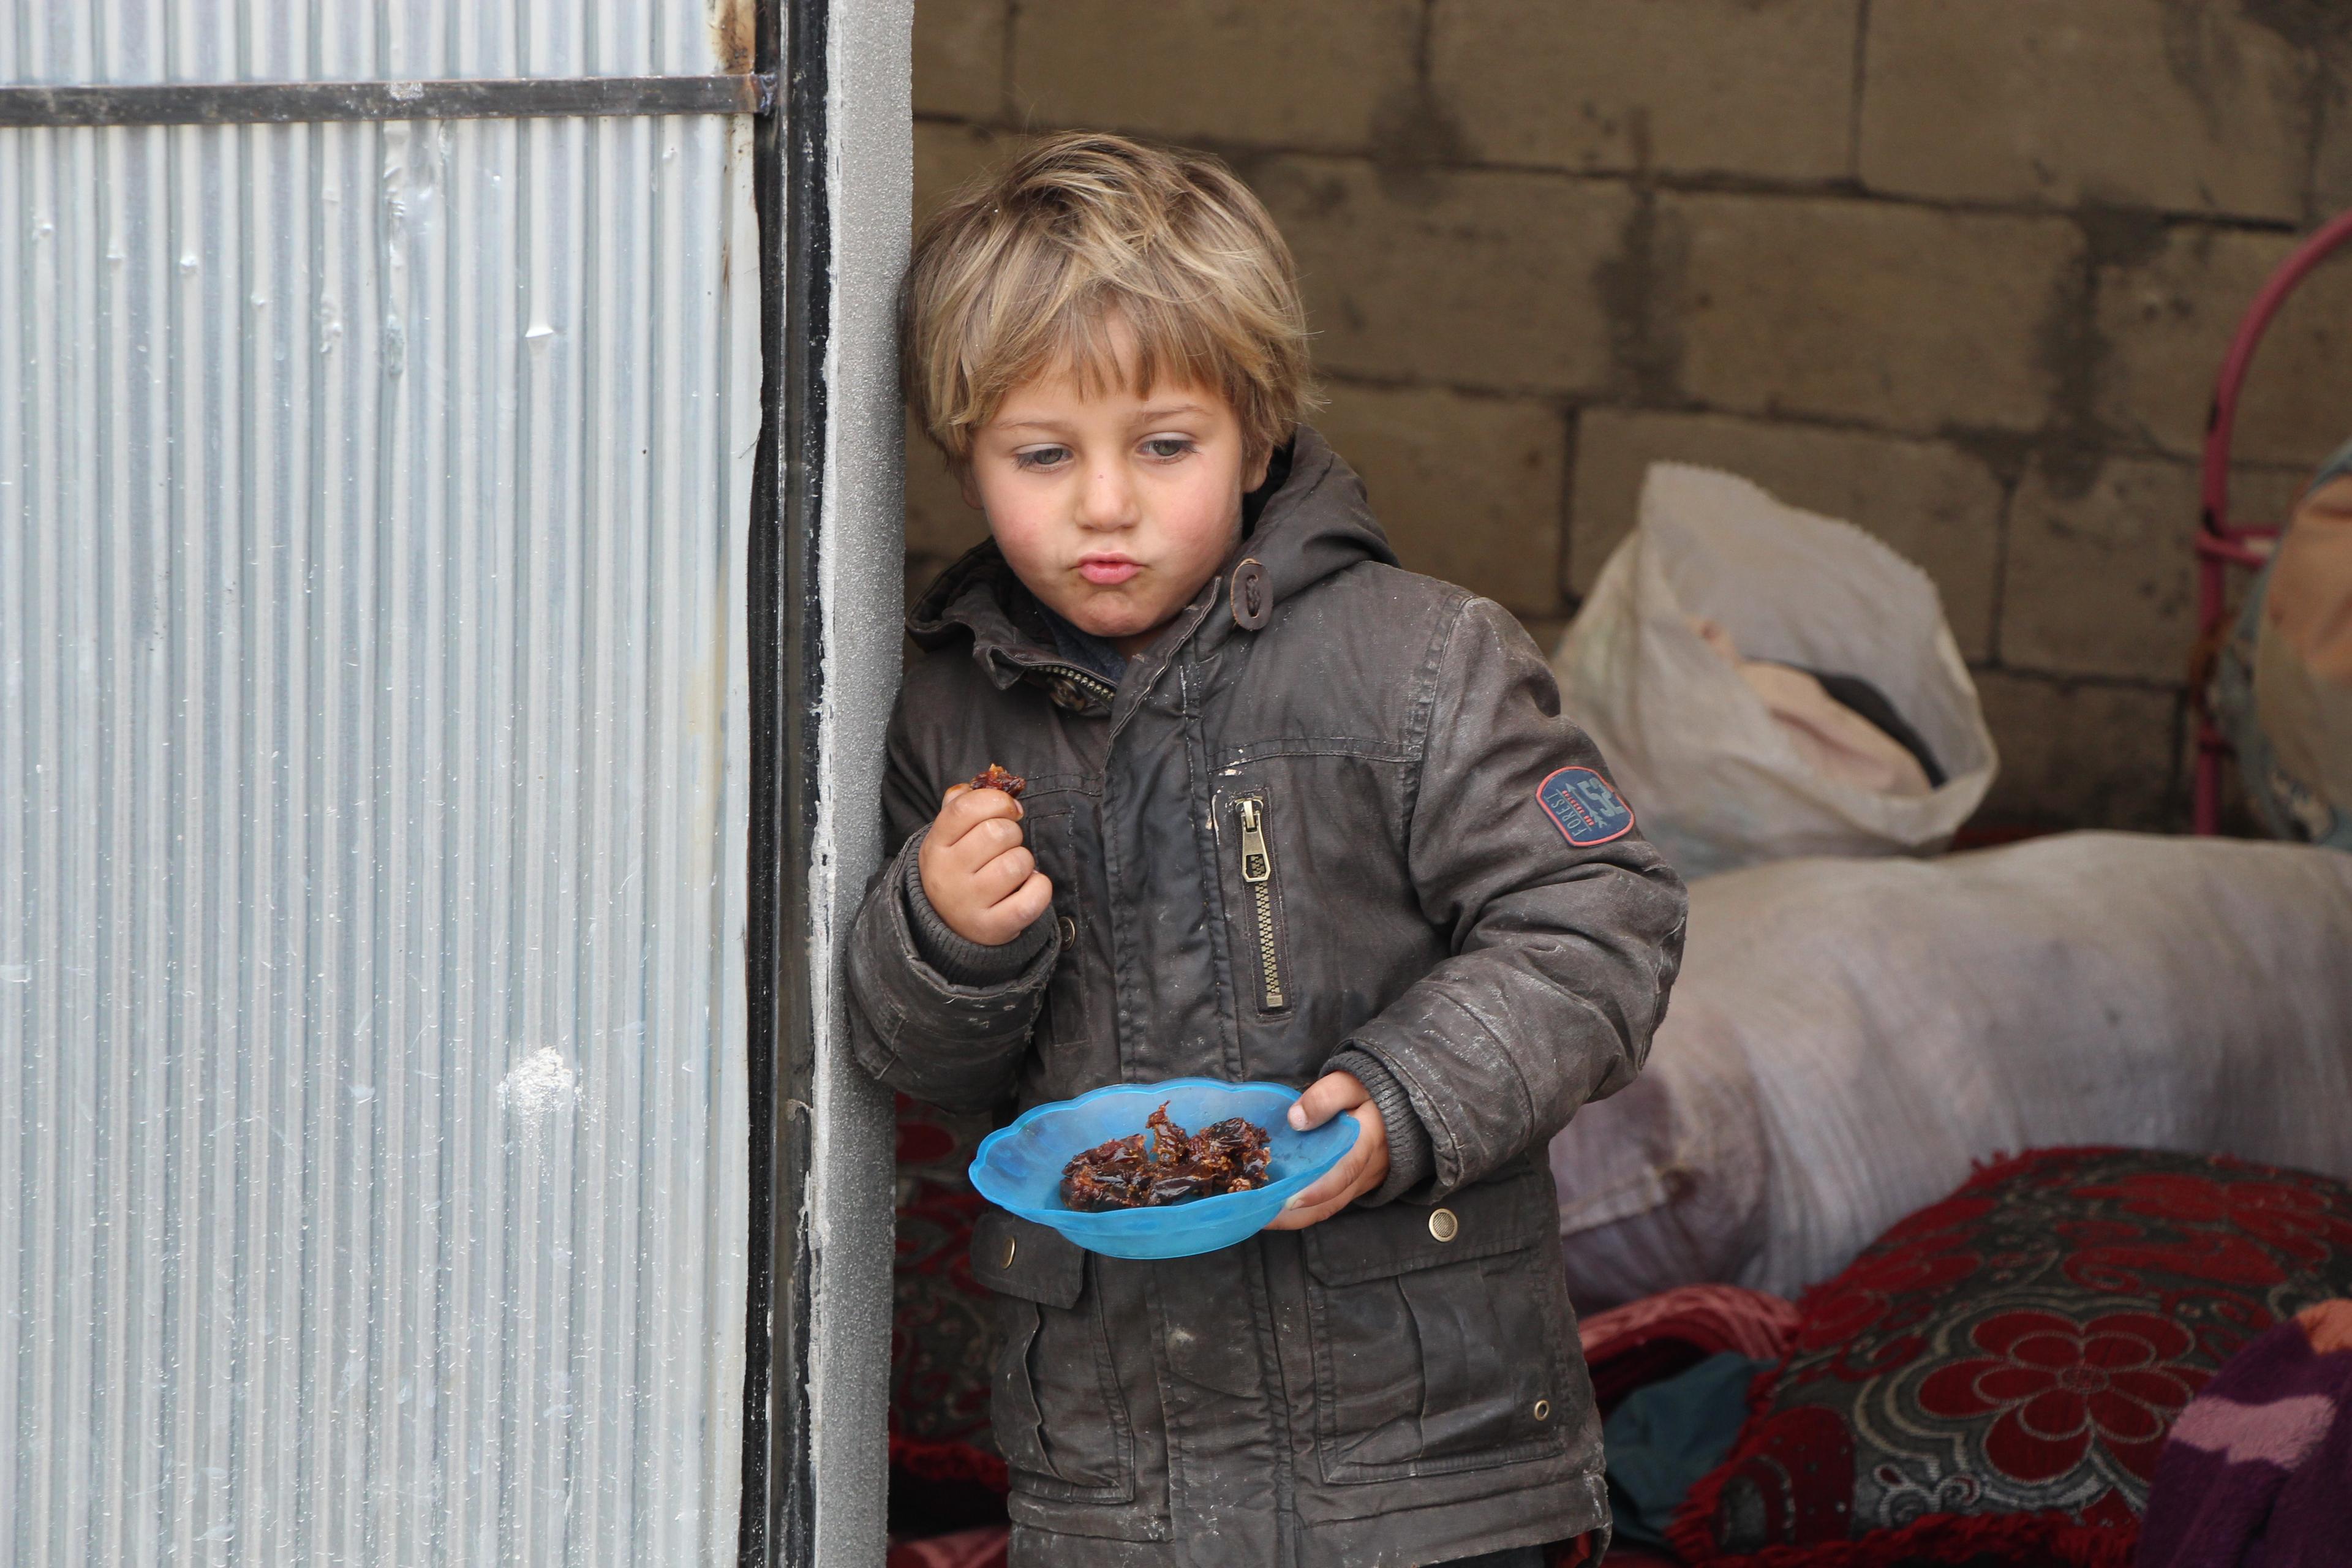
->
xmin=907 ymin=424 xmax=1399 ymax=688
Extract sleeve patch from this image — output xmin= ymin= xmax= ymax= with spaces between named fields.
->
xmin=1537 ymin=766 xmax=1635 ymax=846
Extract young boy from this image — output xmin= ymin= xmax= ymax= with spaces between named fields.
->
xmin=850 ymin=133 xmax=1687 ymax=1568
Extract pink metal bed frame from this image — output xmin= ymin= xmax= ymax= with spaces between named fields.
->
xmin=2192 ymin=208 xmax=2352 ymax=835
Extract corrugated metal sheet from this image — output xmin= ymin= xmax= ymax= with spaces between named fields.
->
xmin=1 ymin=9 xmax=760 ymax=1564
xmin=5 ymin=0 xmax=742 ymax=85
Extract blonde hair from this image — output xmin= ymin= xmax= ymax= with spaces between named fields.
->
xmin=902 ymin=132 xmax=1315 ymax=467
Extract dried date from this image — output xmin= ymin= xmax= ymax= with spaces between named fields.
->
xmin=1060 ymin=1102 xmax=1272 ymax=1212
xmin=965 ymin=763 xmax=1026 ymax=799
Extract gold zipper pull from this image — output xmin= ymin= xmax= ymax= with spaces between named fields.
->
xmin=1237 ymin=798 xmax=1272 ymax=883
xmin=1234 ymin=797 xmax=1284 ymax=1009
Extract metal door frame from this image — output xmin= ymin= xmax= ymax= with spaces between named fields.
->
xmin=743 ymin=2 xmax=908 ymax=1563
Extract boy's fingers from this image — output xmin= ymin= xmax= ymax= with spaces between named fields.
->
xmin=1266 ymin=1196 xmax=1339 ymax=1231
xmin=1265 ymin=1107 xmax=1385 ymax=1230
xmin=937 ymin=814 xmax=1025 ymax=875
xmin=936 ymin=783 xmax=1023 ymax=845
xmin=957 ymin=869 xmax=1052 ymax=946
xmin=1280 ymin=1159 xmax=1360 ymax=1218
xmin=991 ymin=870 xmax=1054 ymax=933
xmin=936 ymin=785 xmax=1001 ymax=846
xmin=1266 ymin=1164 xmax=1375 ymax=1230
xmin=1286 ymin=1071 xmax=1369 ymax=1131
xmin=971 ymin=845 xmax=1037 ymax=902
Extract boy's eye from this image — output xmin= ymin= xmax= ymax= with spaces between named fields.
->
xmin=1012 ymin=445 xmax=1071 ymax=470
xmin=1142 ymin=436 xmax=1194 ymax=460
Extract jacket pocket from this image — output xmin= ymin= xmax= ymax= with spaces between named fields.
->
xmin=1220 ymin=790 xmax=1294 ymax=1016
xmin=1026 ymin=807 xmax=1098 ymax=1053
xmin=970 ymin=1208 xmax=1136 ymax=1504
xmin=1300 ymin=1164 xmax=1570 ymax=1483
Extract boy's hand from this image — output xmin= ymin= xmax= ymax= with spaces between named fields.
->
xmin=920 ymin=783 xmax=1054 ymax=946
xmin=1265 ymin=1071 xmax=1390 ymax=1230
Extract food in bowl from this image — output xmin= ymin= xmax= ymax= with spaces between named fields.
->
xmin=1060 ymin=1102 xmax=1272 ymax=1211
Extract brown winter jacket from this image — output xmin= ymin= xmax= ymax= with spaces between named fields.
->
xmin=848 ymin=427 xmax=1688 ymax=1567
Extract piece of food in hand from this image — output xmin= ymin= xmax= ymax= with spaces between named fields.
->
xmin=1060 ymin=1102 xmax=1272 ymax=1211
xmin=965 ymin=763 xmax=1026 ymax=799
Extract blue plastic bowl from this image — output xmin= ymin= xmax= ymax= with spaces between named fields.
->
xmin=968 ymin=1078 xmax=1360 ymax=1260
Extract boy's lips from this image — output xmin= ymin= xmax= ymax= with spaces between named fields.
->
xmin=1077 ymin=554 xmax=1141 ymax=585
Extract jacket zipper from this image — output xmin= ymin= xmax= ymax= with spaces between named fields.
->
xmin=1028 ymin=660 xmax=1117 ymax=709
xmin=1039 ymin=662 xmax=1116 ymax=698
xmin=1234 ymin=796 xmax=1287 ymax=1011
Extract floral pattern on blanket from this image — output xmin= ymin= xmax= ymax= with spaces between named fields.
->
xmin=892 ymin=1095 xmax=1003 ymax=1484
xmin=1677 ymin=1147 xmax=2352 ymax=1565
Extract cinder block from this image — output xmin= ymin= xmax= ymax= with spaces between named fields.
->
xmin=2316 ymin=92 xmax=2352 ymax=219
xmin=1971 ymin=672 xmax=2183 ymax=831
xmin=907 ymin=127 xmax=1009 ymax=598
xmin=1860 ymin=0 xmax=2312 ymax=221
xmin=1515 ymin=615 xmax=1570 ymax=660
xmin=2000 ymin=454 xmax=2206 ymax=683
xmin=1569 ymin=408 xmax=2003 ymax=660
xmin=915 ymin=119 xmax=1014 ymax=227
xmin=1009 ymin=0 xmax=1420 ymax=153
xmin=1998 ymin=454 xmax=2312 ymax=687
xmin=1431 ymin=0 xmax=1858 ymax=180
xmin=907 ymin=124 xmax=1009 ymax=579
xmin=2095 ymin=224 xmax=2352 ymax=470
xmin=1311 ymin=383 xmax=1569 ymax=617
xmin=1254 ymin=157 xmax=1634 ymax=396
xmin=914 ymin=0 xmax=1008 ymax=121
xmin=903 ymin=410 xmax=991 ymax=564
xmin=2234 ymin=463 xmax=2328 ymax=532
xmin=906 ymin=552 xmax=953 ymax=616
xmin=1670 ymin=192 xmax=2081 ymax=435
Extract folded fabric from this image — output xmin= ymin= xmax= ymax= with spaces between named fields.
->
xmin=1691 ymin=616 xmax=1936 ymax=798
xmin=1604 ymin=1351 xmax=1774 ymax=1550
xmin=1578 ymin=1284 xmax=1801 ymax=1414
xmin=891 ymin=1095 xmax=1005 ymax=1489
xmin=2210 ymin=439 xmax=2352 ymax=848
xmin=1578 ymin=1283 xmax=1803 ymax=1363
xmin=2255 ymin=454 xmax=2352 ymax=816
xmin=1806 ymin=668 xmax=1948 ymax=788
xmin=885 ymin=1524 xmax=1009 ymax=1568
xmin=1670 ymin=1147 xmax=2352 ymax=1567
xmin=1550 ymin=832 xmax=2352 ymax=1308
xmin=2263 ymin=442 xmax=2352 ymax=687
xmin=2138 ymin=1299 xmax=2352 ymax=1568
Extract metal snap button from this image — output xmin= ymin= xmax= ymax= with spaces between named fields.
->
xmin=1427 ymin=1207 xmax=1458 ymax=1242
xmin=1057 ymin=915 xmax=1077 ymax=949
xmin=1002 ymin=1236 xmax=1018 ymax=1269
xmin=1532 ymin=1399 xmax=1551 ymax=1422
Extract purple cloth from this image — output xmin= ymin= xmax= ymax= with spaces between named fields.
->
xmin=2139 ymin=1300 xmax=2352 ymax=1568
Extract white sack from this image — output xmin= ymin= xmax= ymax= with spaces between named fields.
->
xmin=1554 ymin=463 xmax=1997 ymax=878
xmin=1551 ymin=832 xmax=2352 ymax=1308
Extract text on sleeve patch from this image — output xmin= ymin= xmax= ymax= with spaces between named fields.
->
xmin=1537 ymin=766 xmax=1634 ymax=846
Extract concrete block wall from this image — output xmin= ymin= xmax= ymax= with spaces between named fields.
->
xmin=905 ymin=0 xmax=2352 ymax=831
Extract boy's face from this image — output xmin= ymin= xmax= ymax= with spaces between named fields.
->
xmin=963 ymin=318 xmax=1269 ymax=657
